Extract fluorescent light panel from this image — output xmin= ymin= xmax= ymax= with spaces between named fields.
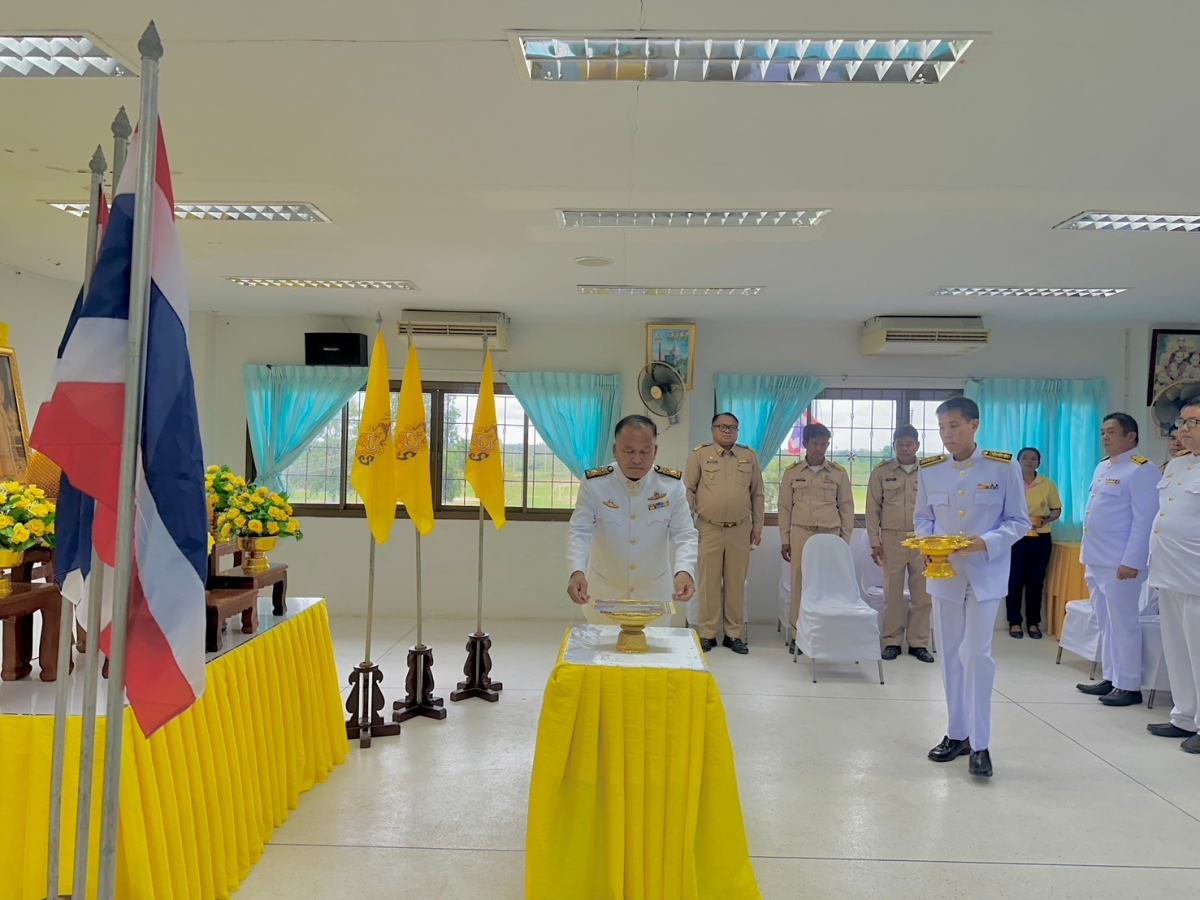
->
xmin=514 ymin=34 xmax=974 ymax=84
xmin=558 ymin=209 xmax=829 ymax=227
xmin=0 ymin=34 xmax=131 ymax=77
xmin=226 ymin=278 xmax=417 ymax=290
xmin=1055 ymin=211 xmax=1200 ymax=233
xmin=580 ymin=285 xmax=762 ymax=296
xmin=935 ymin=286 xmax=1129 ymax=298
xmin=46 ymin=201 xmax=329 ymax=222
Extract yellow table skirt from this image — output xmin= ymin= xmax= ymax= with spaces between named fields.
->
xmin=1046 ymin=542 xmax=1087 ymax=638
xmin=525 ymin=630 xmax=760 ymax=900
xmin=0 ymin=599 xmax=349 ymax=900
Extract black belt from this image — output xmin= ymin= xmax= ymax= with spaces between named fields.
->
xmin=699 ymin=515 xmax=748 ymax=528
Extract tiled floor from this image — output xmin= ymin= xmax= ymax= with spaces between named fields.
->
xmin=237 ymin=617 xmax=1200 ymax=898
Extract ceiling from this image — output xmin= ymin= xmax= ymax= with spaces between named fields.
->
xmin=3 ymin=1 xmax=1200 ymax=325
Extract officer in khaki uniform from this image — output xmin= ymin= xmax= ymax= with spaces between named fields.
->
xmin=779 ymin=422 xmax=855 ymax=632
xmin=684 ymin=412 xmax=765 ymax=654
xmin=866 ymin=425 xmax=934 ymax=663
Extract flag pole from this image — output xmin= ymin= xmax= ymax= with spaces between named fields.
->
xmin=45 ymin=144 xmax=106 ymax=900
xmin=96 ymin=21 xmax=162 ymax=900
xmin=393 ymin=325 xmax=445 ymax=723
xmin=111 ymin=106 xmax=131 ymax=196
xmin=345 ymin=313 xmax=400 ymax=747
xmin=451 ymin=335 xmax=502 ymax=702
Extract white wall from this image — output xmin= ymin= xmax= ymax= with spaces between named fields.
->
xmin=0 ymin=265 xmax=79 ymax=421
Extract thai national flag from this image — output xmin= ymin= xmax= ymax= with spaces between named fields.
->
xmin=32 ymin=122 xmax=207 ymax=735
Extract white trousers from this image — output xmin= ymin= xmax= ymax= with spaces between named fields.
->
xmin=933 ymin=587 xmax=1001 ymax=751
xmin=1086 ymin=566 xmax=1145 ymax=692
xmin=1159 ymin=590 xmax=1200 ymax=733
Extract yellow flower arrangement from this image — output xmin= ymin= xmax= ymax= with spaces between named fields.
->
xmin=205 ymin=465 xmax=248 ymax=517
xmin=0 ymin=482 xmax=57 ymax=553
xmin=215 ymin=485 xmax=304 ymax=542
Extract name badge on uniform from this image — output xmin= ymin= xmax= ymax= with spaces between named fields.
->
xmin=977 ymin=483 xmax=998 ymax=490
xmin=649 ymin=500 xmax=669 ymax=510
xmin=603 ymin=500 xmax=619 ymax=509
xmin=1104 ymin=478 xmax=1120 ymax=485
xmin=884 ymin=477 xmax=898 ymax=483
xmin=736 ymin=459 xmax=751 ymax=467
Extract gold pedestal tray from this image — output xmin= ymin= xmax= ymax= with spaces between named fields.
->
xmin=0 ymin=548 xmax=24 ymax=598
xmin=901 ymin=534 xmax=974 ymax=579
xmin=237 ymin=536 xmax=277 ymax=574
xmin=593 ymin=599 xmax=675 ymax=653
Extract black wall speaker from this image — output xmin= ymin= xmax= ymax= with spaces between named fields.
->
xmin=305 ymin=332 xmax=369 ymax=367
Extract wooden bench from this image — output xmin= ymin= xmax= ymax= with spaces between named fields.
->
xmin=1 ymin=581 xmax=70 ymax=682
xmin=207 ymin=564 xmax=288 ymax=616
xmin=205 ymin=587 xmax=260 ymax=653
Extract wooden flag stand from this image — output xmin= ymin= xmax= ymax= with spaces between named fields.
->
xmin=393 ymin=533 xmax=447 ymax=722
xmin=346 ymin=537 xmax=400 ymax=747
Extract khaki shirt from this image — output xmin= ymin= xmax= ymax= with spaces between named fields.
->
xmin=866 ymin=458 xmax=919 ymax=545
xmin=778 ymin=459 xmax=855 ymax=538
xmin=684 ymin=442 xmax=765 ymax=532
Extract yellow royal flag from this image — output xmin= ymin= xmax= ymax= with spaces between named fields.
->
xmin=464 ymin=348 xmax=506 ymax=529
xmin=394 ymin=341 xmax=435 ymax=535
xmin=350 ymin=331 xmax=397 ymax=543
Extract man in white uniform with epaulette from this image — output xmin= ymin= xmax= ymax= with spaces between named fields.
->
xmin=915 ymin=396 xmax=1029 ymax=778
xmin=566 ymin=415 xmax=697 ymax=622
xmin=1076 ymin=412 xmax=1162 ymax=707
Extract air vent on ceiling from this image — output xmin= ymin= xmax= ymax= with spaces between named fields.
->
xmin=397 ymin=310 xmax=510 ymax=351
xmin=859 ymin=316 xmax=990 ymax=356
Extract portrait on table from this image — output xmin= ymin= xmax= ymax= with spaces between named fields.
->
xmin=0 ymin=347 xmax=29 ymax=482
xmin=646 ymin=323 xmax=696 ymax=390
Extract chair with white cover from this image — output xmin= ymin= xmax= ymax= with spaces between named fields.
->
xmin=1140 ymin=615 xmax=1172 ymax=709
xmin=794 ymin=534 xmax=884 ymax=684
xmin=779 ymin=556 xmax=792 ymax=645
xmin=1056 ymin=599 xmax=1100 ymax=679
xmin=851 ymin=529 xmax=887 ymax=626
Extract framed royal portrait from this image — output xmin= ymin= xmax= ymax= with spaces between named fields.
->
xmin=0 ymin=346 xmax=30 ymax=482
xmin=1148 ymin=328 xmax=1200 ymax=405
xmin=646 ymin=323 xmax=696 ymax=390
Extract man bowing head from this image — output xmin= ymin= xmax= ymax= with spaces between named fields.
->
xmin=567 ymin=415 xmax=698 ymax=623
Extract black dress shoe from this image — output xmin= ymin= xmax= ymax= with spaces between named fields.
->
xmin=1009 ymin=625 xmax=1024 ymax=639
xmin=1099 ymin=689 xmax=1143 ymax=707
xmin=722 ymin=635 xmax=749 ymax=655
xmin=881 ymin=645 xmax=901 ymax=660
xmin=1183 ymin=734 xmax=1200 ymax=754
xmin=1076 ymin=679 xmax=1113 ymax=696
xmin=969 ymin=749 xmax=993 ymax=777
xmin=908 ymin=647 xmax=935 ymax=664
xmin=928 ymin=735 xmax=971 ymax=762
xmin=699 ymin=638 xmax=716 ymax=652
xmin=1147 ymin=723 xmax=1198 ymax=738
xmin=1027 ymin=625 xmax=1043 ymax=640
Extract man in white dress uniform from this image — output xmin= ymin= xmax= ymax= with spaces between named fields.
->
xmin=1076 ymin=413 xmax=1161 ymax=707
xmin=567 ymin=415 xmax=697 ymax=623
xmin=1147 ymin=402 xmax=1200 ymax=753
xmin=915 ymin=396 xmax=1029 ymax=778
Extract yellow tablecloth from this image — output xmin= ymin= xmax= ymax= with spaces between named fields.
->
xmin=525 ymin=630 xmax=760 ymax=900
xmin=0 ymin=599 xmax=348 ymax=900
xmin=1046 ymin=542 xmax=1087 ymax=638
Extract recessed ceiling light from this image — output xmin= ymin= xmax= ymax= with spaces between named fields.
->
xmin=1054 ymin=211 xmax=1200 ymax=233
xmin=573 ymin=256 xmax=614 ymax=266
xmin=579 ymin=285 xmax=763 ymax=296
xmin=559 ymin=209 xmax=829 ymax=227
xmin=511 ymin=33 xmax=976 ymax=84
xmin=934 ymin=286 xmax=1129 ymax=299
xmin=0 ymin=33 xmax=134 ymax=77
xmin=46 ymin=201 xmax=330 ymax=222
xmin=226 ymin=278 xmax=417 ymax=290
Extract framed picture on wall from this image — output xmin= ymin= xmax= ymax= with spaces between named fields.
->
xmin=646 ymin=323 xmax=696 ymax=390
xmin=0 ymin=347 xmax=30 ymax=482
xmin=1148 ymin=328 xmax=1200 ymax=405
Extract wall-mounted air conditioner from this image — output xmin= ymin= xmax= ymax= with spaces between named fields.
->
xmin=397 ymin=310 xmax=510 ymax=351
xmin=859 ymin=316 xmax=990 ymax=356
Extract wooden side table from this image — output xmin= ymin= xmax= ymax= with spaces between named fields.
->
xmin=207 ymin=540 xmax=242 ymax=583
xmin=207 ymin=564 xmax=288 ymax=616
xmin=1 ymin=581 xmax=69 ymax=681
xmin=205 ymin=587 xmax=260 ymax=652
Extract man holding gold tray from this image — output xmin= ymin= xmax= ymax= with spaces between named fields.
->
xmin=914 ymin=396 xmax=1030 ymax=778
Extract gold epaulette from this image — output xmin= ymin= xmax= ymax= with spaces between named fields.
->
xmin=919 ymin=454 xmax=947 ymax=468
xmin=654 ymin=464 xmax=682 ymax=479
xmin=829 ymin=460 xmax=846 ymax=471
xmin=982 ymin=450 xmax=1013 ymax=462
xmin=585 ymin=465 xmax=613 ymax=479
xmin=693 ymin=444 xmax=705 ymax=452
xmin=1131 ymin=455 xmax=1149 ymax=465
xmin=875 ymin=459 xmax=889 ymax=469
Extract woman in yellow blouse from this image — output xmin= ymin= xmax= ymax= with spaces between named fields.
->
xmin=1007 ymin=447 xmax=1062 ymax=639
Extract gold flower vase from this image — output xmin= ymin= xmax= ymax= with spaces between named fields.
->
xmin=594 ymin=599 xmax=675 ymax=653
xmin=0 ymin=548 xmax=25 ymax=598
xmin=237 ymin=536 xmax=277 ymax=574
xmin=901 ymin=534 xmax=974 ymax=579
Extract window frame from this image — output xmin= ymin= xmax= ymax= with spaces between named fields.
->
xmin=246 ymin=380 xmax=579 ymax=523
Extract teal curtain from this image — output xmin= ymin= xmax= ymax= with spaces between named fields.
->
xmin=713 ymin=374 xmax=826 ymax=461
xmin=964 ymin=378 xmax=1106 ymax=542
xmin=506 ymin=372 xmax=622 ymax=478
xmin=244 ymin=364 xmax=368 ymax=492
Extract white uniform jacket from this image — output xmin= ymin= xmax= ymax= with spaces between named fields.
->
xmin=1149 ymin=453 xmax=1200 ymax=594
xmin=914 ymin=446 xmax=1030 ymax=602
xmin=566 ymin=463 xmax=699 ymax=602
xmin=1080 ymin=448 xmax=1161 ymax=571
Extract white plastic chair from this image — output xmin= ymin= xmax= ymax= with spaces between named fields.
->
xmin=1056 ymin=599 xmax=1100 ymax=680
xmin=794 ymin=534 xmax=884 ymax=684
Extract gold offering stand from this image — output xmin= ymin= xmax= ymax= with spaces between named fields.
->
xmin=594 ymin=599 xmax=675 ymax=653
xmin=901 ymin=533 xmax=974 ymax=579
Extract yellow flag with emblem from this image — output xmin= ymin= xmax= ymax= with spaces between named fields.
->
xmin=394 ymin=340 xmax=435 ymax=534
xmin=465 ymin=348 xmax=506 ymax=528
xmin=350 ymin=331 xmax=396 ymax=543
